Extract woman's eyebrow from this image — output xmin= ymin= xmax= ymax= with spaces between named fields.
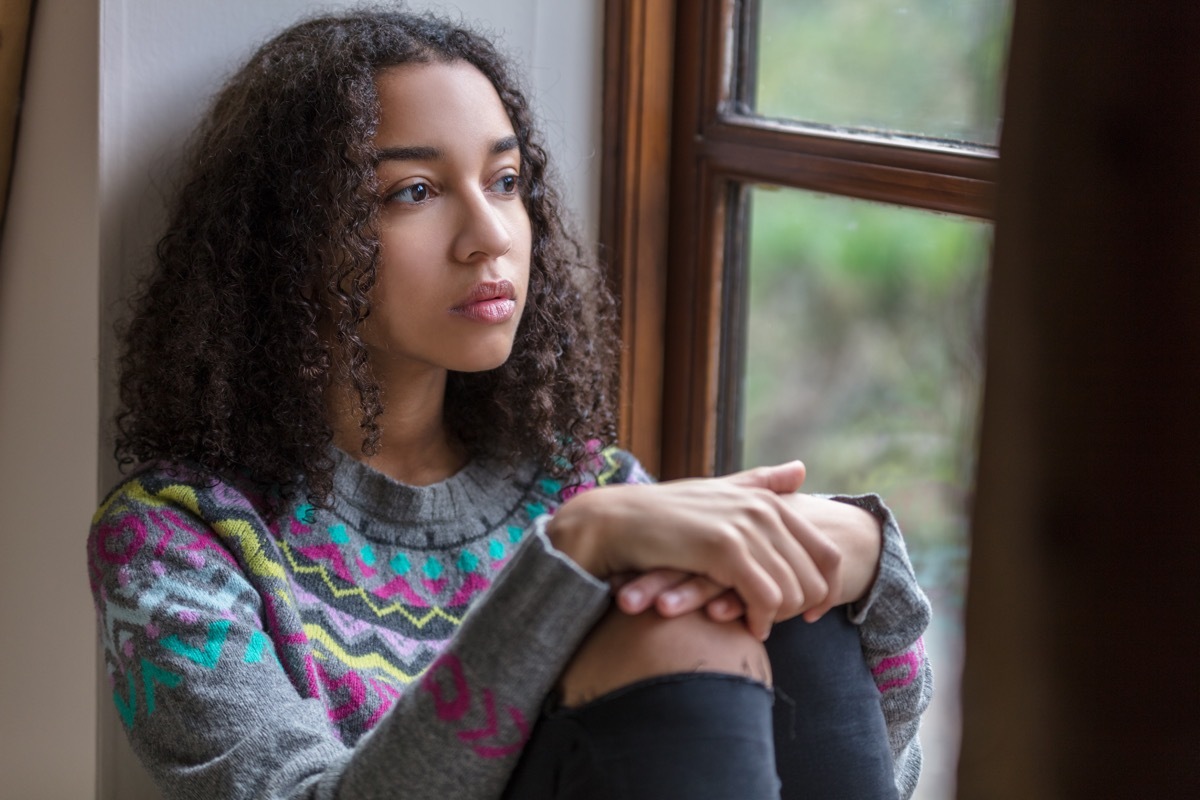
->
xmin=492 ymin=135 xmax=519 ymax=154
xmin=375 ymin=145 xmax=441 ymax=164
xmin=374 ymin=137 xmax=519 ymax=165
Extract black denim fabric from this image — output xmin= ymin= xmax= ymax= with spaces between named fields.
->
xmin=502 ymin=673 xmax=779 ymax=799
xmin=502 ymin=608 xmax=897 ymax=799
xmin=767 ymin=609 xmax=897 ymax=800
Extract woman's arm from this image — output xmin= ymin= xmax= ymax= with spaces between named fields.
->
xmin=546 ymin=460 xmax=847 ymax=640
xmin=596 ymin=460 xmax=932 ymax=799
xmin=829 ymin=492 xmax=934 ymax=800
xmin=88 ymin=471 xmax=611 ymax=800
xmin=609 ymin=491 xmax=884 ymax=626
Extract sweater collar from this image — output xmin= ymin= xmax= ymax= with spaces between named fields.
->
xmin=328 ymin=447 xmax=540 ymax=543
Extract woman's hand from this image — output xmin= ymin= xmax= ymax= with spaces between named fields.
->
xmin=784 ymin=493 xmax=883 ymax=608
xmin=545 ymin=461 xmax=843 ymax=640
xmin=613 ymin=493 xmax=884 ymax=625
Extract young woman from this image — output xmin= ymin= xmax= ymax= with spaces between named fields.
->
xmin=88 ymin=10 xmax=931 ymax=799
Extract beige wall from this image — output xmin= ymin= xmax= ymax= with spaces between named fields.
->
xmin=0 ymin=0 xmax=101 ymax=797
xmin=0 ymin=1 xmax=601 ymax=797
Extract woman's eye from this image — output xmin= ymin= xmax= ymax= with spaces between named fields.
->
xmin=490 ymin=174 xmax=519 ymax=194
xmin=390 ymin=183 xmax=430 ymax=204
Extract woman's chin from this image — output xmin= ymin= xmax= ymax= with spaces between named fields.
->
xmin=449 ymin=344 xmax=516 ymax=374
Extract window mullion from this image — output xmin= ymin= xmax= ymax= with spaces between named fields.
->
xmin=715 ymin=180 xmax=752 ymax=475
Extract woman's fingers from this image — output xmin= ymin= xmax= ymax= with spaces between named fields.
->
xmin=763 ymin=493 xmax=842 ymax=621
xmin=613 ymin=495 xmax=843 ymax=625
xmin=705 ymin=589 xmax=746 ymax=622
xmin=615 ymin=572 xmax=750 ymax=623
xmin=703 ymin=525 xmax=787 ymax=640
xmin=613 ymin=569 xmax=691 ymax=614
xmin=570 ymin=463 xmax=866 ymax=636
xmin=720 ymin=492 xmax=807 ymax=628
xmin=548 ymin=465 xmax=835 ymax=639
xmin=616 ymin=564 xmax=773 ymax=635
xmin=720 ymin=471 xmax=846 ymax=623
xmin=724 ymin=461 xmax=807 ymax=494
xmin=626 ymin=487 xmax=844 ymax=625
xmin=654 ymin=575 xmax=728 ymax=617
xmin=785 ymin=493 xmax=883 ymax=611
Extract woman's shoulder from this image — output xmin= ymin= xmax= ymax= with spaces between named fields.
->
xmin=87 ymin=461 xmax=283 ymax=597
xmin=551 ymin=445 xmax=655 ymax=503
xmin=591 ymin=446 xmax=655 ymax=487
xmin=91 ymin=460 xmax=275 ymax=533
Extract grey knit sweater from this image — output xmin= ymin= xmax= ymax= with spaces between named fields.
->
xmin=87 ymin=446 xmax=932 ymax=799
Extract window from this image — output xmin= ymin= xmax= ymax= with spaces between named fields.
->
xmin=601 ymin=1 xmax=1010 ymax=797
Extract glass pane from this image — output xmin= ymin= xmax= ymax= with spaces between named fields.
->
xmin=742 ymin=187 xmax=988 ymax=799
xmin=753 ymin=0 xmax=1011 ymax=145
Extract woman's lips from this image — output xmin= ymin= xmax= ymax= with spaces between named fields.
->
xmin=451 ymin=280 xmax=517 ymax=323
xmin=452 ymin=297 xmax=517 ymax=323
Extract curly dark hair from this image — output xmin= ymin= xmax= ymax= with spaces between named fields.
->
xmin=114 ymin=8 xmax=619 ymax=507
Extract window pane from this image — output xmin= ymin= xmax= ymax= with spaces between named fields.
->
xmin=742 ymin=187 xmax=988 ymax=799
xmin=753 ymin=0 xmax=1011 ymax=145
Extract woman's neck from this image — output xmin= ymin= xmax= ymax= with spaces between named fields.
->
xmin=329 ymin=367 xmax=467 ymax=486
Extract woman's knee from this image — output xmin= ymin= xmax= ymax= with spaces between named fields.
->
xmin=557 ymin=606 xmax=772 ymax=707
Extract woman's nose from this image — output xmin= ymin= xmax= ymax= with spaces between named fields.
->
xmin=452 ymin=189 xmax=513 ymax=263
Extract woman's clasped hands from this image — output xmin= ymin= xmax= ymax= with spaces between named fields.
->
xmin=545 ymin=461 xmax=884 ymax=641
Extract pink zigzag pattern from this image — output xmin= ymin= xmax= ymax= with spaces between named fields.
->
xmin=365 ymin=678 xmax=403 ymax=730
xmin=371 ymin=575 xmax=429 ymax=606
xmin=871 ymin=637 xmax=926 ymax=693
xmin=457 ymin=688 xmax=530 ymax=758
xmin=301 ymin=653 xmax=321 ymax=700
xmin=448 ymin=573 xmax=492 ymax=607
xmin=421 ymin=654 xmax=530 ymax=760
xmin=295 ymin=543 xmax=356 ymax=583
xmin=316 ymin=661 xmax=367 ymax=723
xmin=153 ymin=509 xmax=239 ymax=567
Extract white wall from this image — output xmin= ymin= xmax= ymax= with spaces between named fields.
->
xmin=0 ymin=1 xmax=602 ymax=797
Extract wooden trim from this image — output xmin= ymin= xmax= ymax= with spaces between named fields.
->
xmin=660 ymin=0 xmax=738 ymax=479
xmin=0 ymin=0 xmax=34 ymax=236
xmin=701 ymin=119 xmax=997 ymax=218
xmin=961 ymin=3 xmax=1200 ymax=794
xmin=607 ymin=0 xmax=1003 ymax=477
xmin=599 ymin=0 xmax=677 ymax=474
xmin=715 ymin=117 xmax=998 ymax=177
xmin=659 ymin=0 xmax=1001 ymax=478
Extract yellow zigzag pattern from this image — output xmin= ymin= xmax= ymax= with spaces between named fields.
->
xmin=303 ymin=624 xmax=417 ymax=686
xmin=99 ymin=479 xmax=298 ymax=615
xmin=99 ymin=477 xmax=465 ymax=629
xmin=92 ymin=476 xmax=161 ymax=523
xmin=107 ymin=479 xmax=289 ymax=582
xmin=279 ymin=539 xmax=463 ymax=629
xmin=596 ymin=446 xmax=623 ymax=485
xmin=162 ymin=484 xmax=288 ymax=582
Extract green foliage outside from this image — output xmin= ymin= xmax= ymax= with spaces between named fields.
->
xmin=741 ymin=190 xmax=989 ymax=799
xmin=743 ymin=189 xmax=987 ymax=590
xmin=755 ymin=0 xmax=1010 ymax=144
xmin=741 ymin=3 xmax=1011 ymax=795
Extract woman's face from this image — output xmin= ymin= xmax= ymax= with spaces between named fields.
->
xmin=362 ymin=60 xmax=533 ymax=379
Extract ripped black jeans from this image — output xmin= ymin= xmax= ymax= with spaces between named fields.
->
xmin=502 ymin=608 xmax=896 ymax=800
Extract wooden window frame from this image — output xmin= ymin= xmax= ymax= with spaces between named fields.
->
xmin=601 ymin=0 xmax=999 ymax=480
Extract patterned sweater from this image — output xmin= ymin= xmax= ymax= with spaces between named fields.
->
xmin=87 ymin=446 xmax=932 ymax=799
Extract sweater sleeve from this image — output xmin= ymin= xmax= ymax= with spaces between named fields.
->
xmin=87 ymin=475 xmax=611 ymax=800
xmin=595 ymin=450 xmax=933 ymax=798
xmin=827 ymin=492 xmax=934 ymax=800
xmin=338 ymin=524 xmax=611 ymax=798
